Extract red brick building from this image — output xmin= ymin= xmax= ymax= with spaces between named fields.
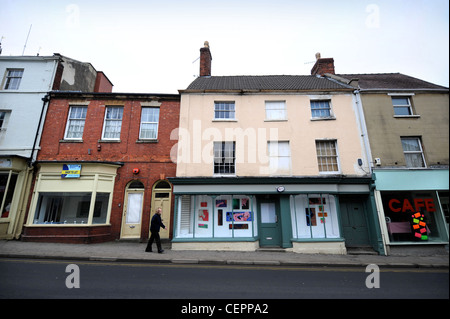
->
xmin=22 ymin=91 xmax=180 ymax=243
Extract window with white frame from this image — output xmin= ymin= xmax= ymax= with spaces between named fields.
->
xmin=392 ymin=96 xmax=413 ymax=116
xmin=401 ymin=137 xmax=426 ymax=167
xmin=310 ymin=100 xmax=332 ymax=118
xmin=214 ymin=141 xmax=235 ymax=174
xmin=315 ymin=140 xmax=339 ymax=173
xmin=214 ymin=102 xmax=235 ymax=120
xmin=268 ymin=141 xmax=291 ymax=175
xmin=3 ymin=69 xmax=24 ymax=90
xmin=0 ymin=110 xmax=11 ymax=134
xmin=139 ymin=107 xmax=160 ymax=139
xmin=265 ymin=101 xmax=287 ymax=120
xmin=102 ymin=106 xmax=123 ymax=140
xmin=64 ymin=106 xmax=87 ymax=139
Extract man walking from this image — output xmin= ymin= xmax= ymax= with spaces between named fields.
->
xmin=145 ymin=207 xmax=166 ymax=253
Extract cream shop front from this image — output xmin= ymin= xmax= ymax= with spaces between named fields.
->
xmin=169 ymin=176 xmax=385 ymax=255
xmin=373 ymin=169 xmax=449 ymax=255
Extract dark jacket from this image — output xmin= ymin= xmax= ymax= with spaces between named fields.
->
xmin=150 ymin=213 xmax=165 ymax=233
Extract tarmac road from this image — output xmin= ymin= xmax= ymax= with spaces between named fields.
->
xmin=0 ymin=258 xmax=448 ymax=300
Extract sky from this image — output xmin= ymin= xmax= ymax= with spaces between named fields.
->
xmin=1 ymin=0 xmax=449 ymax=93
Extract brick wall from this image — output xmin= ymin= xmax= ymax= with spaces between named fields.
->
xmin=33 ymin=94 xmax=180 ymax=241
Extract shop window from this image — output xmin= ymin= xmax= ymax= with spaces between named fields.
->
xmin=381 ymin=191 xmax=446 ymax=242
xmin=290 ymin=194 xmax=340 ymax=239
xmin=33 ymin=192 xmax=110 ymax=225
xmin=176 ymin=195 xmax=255 ymax=239
xmin=0 ymin=173 xmax=18 ymax=218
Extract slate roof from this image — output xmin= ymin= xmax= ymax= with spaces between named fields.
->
xmin=184 ymin=75 xmax=352 ymax=92
xmin=337 ymin=73 xmax=448 ymax=90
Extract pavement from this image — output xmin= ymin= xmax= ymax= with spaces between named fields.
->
xmin=0 ymin=240 xmax=448 ymax=269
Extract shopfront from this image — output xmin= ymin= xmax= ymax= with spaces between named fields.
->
xmin=0 ymin=157 xmax=33 ymax=240
xmin=169 ymin=177 xmax=381 ymax=254
xmin=373 ymin=169 xmax=449 ymax=254
xmin=23 ymin=162 xmax=121 ymax=243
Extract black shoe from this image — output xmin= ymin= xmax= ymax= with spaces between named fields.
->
xmin=145 ymin=249 xmax=152 ymax=252
xmin=158 ymin=249 xmax=164 ymax=253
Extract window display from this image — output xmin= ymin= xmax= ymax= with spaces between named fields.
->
xmin=176 ymin=194 xmax=256 ymax=239
xmin=290 ymin=194 xmax=340 ymax=239
xmin=381 ymin=191 xmax=446 ymax=242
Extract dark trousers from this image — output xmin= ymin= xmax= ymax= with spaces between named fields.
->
xmin=146 ymin=231 xmax=162 ymax=252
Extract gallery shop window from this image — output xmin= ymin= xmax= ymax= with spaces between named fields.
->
xmin=3 ymin=69 xmax=24 ymax=90
xmin=139 ymin=107 xmax=160 ymax=140
xmin=102 ymin=106 xmax=123 ymax=140
xmin=401 ymin=137 xmax=426 ymax=168
xmin=214 ymin=101 xmax=235 ymax=120
xmin=214 ymin=141 xmax=235 ymax=174
xmin=268 ymin=141 xmax=291 ymax=175
xmin=0 ymin=172 xmax=18 ymax=218
xmin=381 ymin=191 xmax=448 ymax=243
xmin=310 ymin=100 xmax=332 ymax=119
xmin=315 ymin=140 xmax=340 ymax=173
xmin=32 ymin=192 xmax=110 ymax=225
xmin=176 ymin=195 xmax=256 ymax=239
xmin=290 ymin=194 xmax=340 ymax=239
xmin=64 ymin=106 xmax=87 ymax=140
xmin=391 ymin=96 xmax=413 ymax=116
xmin=265 ymin=101 xmax=286 ymax=121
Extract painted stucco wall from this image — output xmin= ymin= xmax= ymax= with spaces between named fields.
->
xmin=176 ymin=92 xmax=369 ymax=177
xmin=361 ymin=92 xmax=449 ymax=167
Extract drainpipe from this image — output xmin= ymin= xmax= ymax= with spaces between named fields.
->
xmin=353 ymin=89 xmax=373 ymax=174
xmin=28 ymin=94 xmax=50 ymax=167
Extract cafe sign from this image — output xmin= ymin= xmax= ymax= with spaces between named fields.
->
xmin=61 ymin=164 xmax=81 ymax=178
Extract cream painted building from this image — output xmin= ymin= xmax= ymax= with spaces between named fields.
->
xmin=169 ymin=45 xmax=384 ymax=255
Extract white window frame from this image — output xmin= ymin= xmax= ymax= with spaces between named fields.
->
xmin=102 ymin=106 xmax=124 ymax=140
xmin=214 ymin=101 xmax=236 ymax=121
xmin=310 ymin=99 xmax=334 ymax=120
xmin=64 ymin=106 xmax=87 ymax=140
xmin=265 ymin=101 xmax=287 ymax=121
xmin=315 ymin=140 xmax=341 ymax=174
xmin=268 ymin=141 xmax=291 ymax=175
xmin=3 ymin=69 xmax=24 ymax=90
xmin=139 ymin=107 xmax=160 ymax=140
xmin=213 ymin=141 xmax=236 ymax=175
xmin=401 ymin=137 xmax=426 ymax=168
xmin=388 ymin=93 xmax=419 ymax=118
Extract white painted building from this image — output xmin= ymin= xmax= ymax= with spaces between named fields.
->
xmin=0 ymin=54 xmax=112 ymax=239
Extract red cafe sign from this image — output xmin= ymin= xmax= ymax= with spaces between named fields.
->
xmin=388 ymin=198 xmax=436 ymax=213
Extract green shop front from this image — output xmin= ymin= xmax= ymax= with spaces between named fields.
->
xmin=373 ymin=169 xmax=449 ymax=255
xmin=169 ymin=177 xmax=384 ymax=255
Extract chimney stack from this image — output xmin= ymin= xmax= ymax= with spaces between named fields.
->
xmin=311 ymin=52 xmax=335 ymax=76
xmin=199 ymin=41 xmax=212 ymax=77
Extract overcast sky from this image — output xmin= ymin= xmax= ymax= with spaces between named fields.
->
xmin=1 ymin=0 xmax=448 ymax=93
